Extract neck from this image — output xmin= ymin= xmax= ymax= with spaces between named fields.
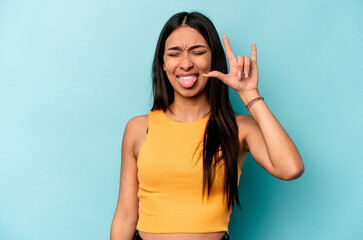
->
xmin=166 ymin=91 xmax=211 ymax=123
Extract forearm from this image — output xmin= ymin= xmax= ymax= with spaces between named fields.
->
xmin=240 ymin=90 xmax=304 ymax=179
xmin=110 ymin=214 xmax=137 ymax=240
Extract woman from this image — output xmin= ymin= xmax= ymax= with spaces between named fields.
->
xmin=110 ymin=11 xmax=304 ymax=240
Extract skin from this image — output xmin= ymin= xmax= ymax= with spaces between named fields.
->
xmin=162 ymin=26 xmax=212 ymax=122
xmin=110 ymin=26 xmax=305 ymax=240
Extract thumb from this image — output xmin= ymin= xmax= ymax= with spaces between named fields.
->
xmin=203 ymin=71 xmax=228 ymax=83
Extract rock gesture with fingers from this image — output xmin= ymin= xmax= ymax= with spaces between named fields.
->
xmin=203 ymin=33 xmax=259 ymax=103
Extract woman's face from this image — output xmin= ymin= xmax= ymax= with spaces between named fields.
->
xmin=163 ymin=26 xmax=212 ymax=98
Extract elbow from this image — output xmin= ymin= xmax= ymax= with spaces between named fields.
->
xmin=282 ymin=162 xmax=305 ymax=181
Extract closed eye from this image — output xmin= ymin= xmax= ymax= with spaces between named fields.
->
xmin=167 ymin=52 xmax=180 ymax=57
xmin=166 ymin=45 xmax=209 ymax=57
xmin=167 ymin=51 xmax=206 ymax=57
xmin=192 ymin=51 xmax=207 ymax=55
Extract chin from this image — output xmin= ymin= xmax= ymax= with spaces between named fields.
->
xmin=176 ymin=87 xmax=207 ymax=99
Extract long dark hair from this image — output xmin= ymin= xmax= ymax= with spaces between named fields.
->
xmin=151 ymin=12 xmax=241 ymax=211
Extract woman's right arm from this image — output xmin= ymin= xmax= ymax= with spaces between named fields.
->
xmin=110 ymin=118 xmax=140 ymax=240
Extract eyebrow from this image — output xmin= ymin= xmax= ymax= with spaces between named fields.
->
xmin=166 ymin=45 xmax=208 ymax=51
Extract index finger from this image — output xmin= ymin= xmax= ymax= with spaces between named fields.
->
xmin=222 ymin=33 xmax=236 ymax=63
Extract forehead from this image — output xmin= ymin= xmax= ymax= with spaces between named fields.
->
xmin=165 ymin=26 xmax=208 ymax=49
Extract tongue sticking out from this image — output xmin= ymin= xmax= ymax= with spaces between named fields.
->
xmin=178 ymin=75 xmax=198 ymax=88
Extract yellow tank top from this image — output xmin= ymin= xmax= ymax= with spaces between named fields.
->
xmin=136 ymin=109 xmax=241 ymax=234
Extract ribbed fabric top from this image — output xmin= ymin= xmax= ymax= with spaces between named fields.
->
xmin=136 ymin=109 xmax=241 ymax=234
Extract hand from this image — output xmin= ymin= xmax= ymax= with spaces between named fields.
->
xmin=203 ymin=33 xmax=259 ymax=96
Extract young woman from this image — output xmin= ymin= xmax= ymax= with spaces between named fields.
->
xmin=110 ymin=11 xmax=304 ymax=240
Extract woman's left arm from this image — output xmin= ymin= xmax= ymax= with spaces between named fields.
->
xmin=239 ymin=90 xmax=304 ymax=181
xmin=204 ymin=33 xmax=304 ymax=180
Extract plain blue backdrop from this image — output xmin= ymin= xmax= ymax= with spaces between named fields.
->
xmin=0 ymin=0 xmax=362 ymax=239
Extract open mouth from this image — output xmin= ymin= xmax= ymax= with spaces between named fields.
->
xmin=177 ymin=74 xmax=199 ymax=88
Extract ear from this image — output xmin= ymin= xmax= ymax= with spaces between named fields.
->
xmin=163 ymin=64 xmax=166 ymax=71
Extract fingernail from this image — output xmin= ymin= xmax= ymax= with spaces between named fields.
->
xmin=223 ymin=33 xmax=226 ymax=38
xmin=238 ymin=70 xmax=242 ymax=80
xmin=203 ymin=73 xmax=208 ymax=77
xmin=244 ymin=69 xmax=249 ymax=78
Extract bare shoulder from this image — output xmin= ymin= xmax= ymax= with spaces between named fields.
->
xmin=124 ymin=114 xmax=148 ymax=142
xmin=125 ymin=114 xmax=148 ymax=131
xmin=234 ymin=113 xmax=257 ymax=134
xmin=234 ymin=113 xmax=258 ymax=152
xmin=123 ymin=113 xmax=149 ymax=159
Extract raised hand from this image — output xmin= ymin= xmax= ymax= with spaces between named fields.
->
xmin=203 ymin=33 xmax=259 ymax=96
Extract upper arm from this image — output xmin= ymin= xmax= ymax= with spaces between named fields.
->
xmin=113 ymin=117 xmax=142 ymax=224
xmin=237 ymin=114 xmax=278 ymax=177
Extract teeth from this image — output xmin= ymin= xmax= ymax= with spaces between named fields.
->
xmin=178 ymin=75 xmax=197 ymax=79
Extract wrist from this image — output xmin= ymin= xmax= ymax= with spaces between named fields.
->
xmin=238 ymin=89 xmax=261 ymax=105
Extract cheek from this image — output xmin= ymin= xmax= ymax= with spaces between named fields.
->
xmin=199 ymin=54 xmax=212 ymax=70
xmin=199 ymin=59 xmax=211 ymax=71
xmin=163 ymin=59 xmax=177 ymax=72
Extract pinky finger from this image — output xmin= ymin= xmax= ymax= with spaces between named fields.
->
xmin=251 ymin=42 xmax=257 ymax=68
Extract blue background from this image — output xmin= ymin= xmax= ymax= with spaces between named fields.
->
xmin=1 ymin=0 xmax=362 ymax=239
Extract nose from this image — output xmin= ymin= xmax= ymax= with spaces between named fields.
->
xmin=179 ymin=54 xmax=194 ymax=71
